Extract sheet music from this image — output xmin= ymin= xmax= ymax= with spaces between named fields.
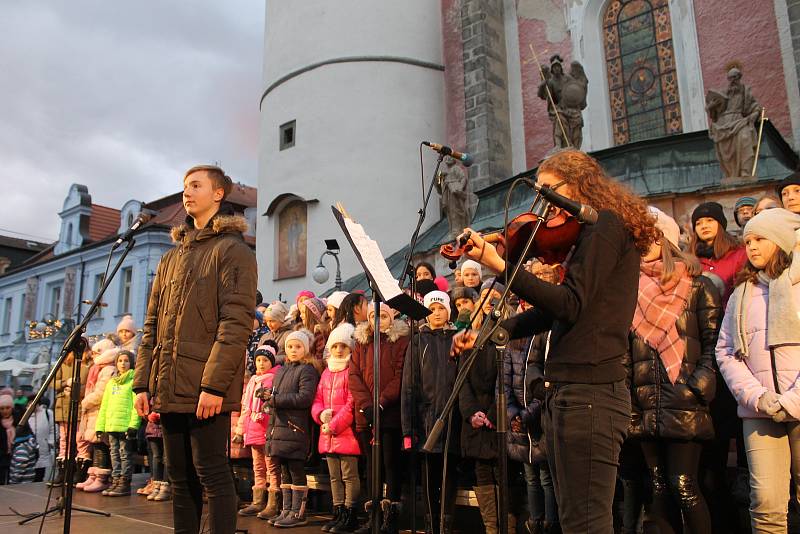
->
xmin=343 ymin=216 xmax=403 ymax=301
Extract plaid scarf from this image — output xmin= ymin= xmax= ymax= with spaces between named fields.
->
xmin=632 ymin=260 xmax=692 ymax=384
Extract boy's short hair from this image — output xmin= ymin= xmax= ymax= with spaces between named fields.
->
xmin=184 ymin=164 xmax=233 ymax=200
xmin=450 ymin=286 xmax=478 ymax=303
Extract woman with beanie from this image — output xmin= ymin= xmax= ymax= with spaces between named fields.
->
xmin=716 ymin=208 xmax=800 ymax=532
xmin=350 ymin=302 xmax=409 ymax=534
xmin=313 ymin=323 xmax=361 ymax=533
xmin=689 ymin=201 xmax=747 ymax=306
xmin=75 ymin=338 xmax=117 ymax=492
xmin=629 ymin=208 xmax=719 ymax=533
xmin=260 ymin=301 xmax=293 ymax=364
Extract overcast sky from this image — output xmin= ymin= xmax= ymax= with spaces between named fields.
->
xmin=0 ymin=1 xmax=264 ymax=243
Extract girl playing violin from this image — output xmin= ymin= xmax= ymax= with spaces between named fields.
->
xmin=451 ymin=149 xmax=657 ymax=533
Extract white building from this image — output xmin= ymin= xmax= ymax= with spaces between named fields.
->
xmin=257 ymin=1 xmax=447 ymax=301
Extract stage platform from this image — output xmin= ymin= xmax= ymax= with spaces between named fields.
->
xmin=0 ymin=474 xmax=332 ymax=533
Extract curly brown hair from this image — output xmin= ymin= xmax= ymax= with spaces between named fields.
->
xmin=538 ymin=149 xmax=658 ymax=255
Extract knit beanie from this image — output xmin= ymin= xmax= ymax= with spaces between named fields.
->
xmin=423 ymin=290 xmax=451 ymax=316
xmin=295 ymin=290 xmax=315 ymax=306
xmin=368 ymin=302 xmax=396 ymax=320
xmin=433 ymin=276 xmax=450 ymax=293
xmin=326 ymin=291 xmax=349 ymax=310
xmin=254 ymin=344 xmax=277 ymax=367
xmin=302 ymin=297 xmax=326 ymax=321
xmin=326 ymin=323 xmax=355 ymax=352
xmin=285 ymin=330 xmax=311 ymax=355
xmin=451 ymin=286 xmax=478 ymax=303
xmin=734 ymin=196 xmax=757 ymax=227
xmin=649 ymin=206 xmax=680 ymax=247
xmin=265 ymin=301 xmax=289 ymax=322
xmin=776 ymin=171 xmax=800 ymax=197
xmin=481 ymin=278 xmax=505 ymax=296
xmin=116 ymin=315 xmax=136 ymax=334
xmin=691 ymin=202 xmax=727 ymax=230
xmin=461 ymin=259 xmax=482 ymax=279
xmin=92 ymin=338 xmax=116 ymax=355
xmin=743 ymin=208 xmax=800 ymax=254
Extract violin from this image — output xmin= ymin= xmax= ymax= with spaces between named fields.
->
xmin=440 ymin=202 xmax=581 ymax=268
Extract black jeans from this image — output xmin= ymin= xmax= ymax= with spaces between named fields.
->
xmin=543 ymin=381 xmax=630 ymax=534
xmin=359 ymin=428 xmax=403 ymax=501
xmin=422 ymin=452 xmax=458 ymax=520
xmin=279 ymin=458 xmax=306 ymax=486
xmin=640 ymin=440 xmax=711 ymax=534
xmin=161 ymin=413 xmax=236 ymax=534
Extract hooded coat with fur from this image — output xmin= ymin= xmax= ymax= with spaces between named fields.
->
xmin=78 ymin=349 xmax=117 ymax=442
xmin=133 ymin=205 xmax=258 ymax=414
xmin=349 ymin=319 xmax=410 ymax=431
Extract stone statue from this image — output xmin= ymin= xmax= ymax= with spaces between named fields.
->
xmin=705 ymin=65 xmax=760 ymax=179
xmin=436 ymin=156 xmax=477 ymax=238
xmin=537 ymin=55 xmax=588 ymax=149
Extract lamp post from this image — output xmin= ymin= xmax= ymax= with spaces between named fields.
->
xmin=311 ymin=239 xmax=342 ymax=291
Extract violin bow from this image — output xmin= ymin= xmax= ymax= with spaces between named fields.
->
xmin=527 ymin=43 xmax=571 ymax=148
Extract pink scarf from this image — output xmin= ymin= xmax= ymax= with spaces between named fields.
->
xmin=2 ymin=417 xmax=14 ymax=454
xmin=632 ymin=260 xmax=691 ymax=384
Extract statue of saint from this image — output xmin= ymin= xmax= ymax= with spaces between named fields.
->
xmin=705 ymin=65 xmax=760 ymax=179
xmin=537 ymin=55 xmax=588 ymax=149
xmin=436 ymin=156 xmax=477 ymax=238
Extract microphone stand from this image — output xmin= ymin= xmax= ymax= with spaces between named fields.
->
xmin=422 ymin=194 xmax=552 ymax=534
xmin=16 ymin=238 xmax=137 ymax=532
xmin=370 ymin=285 xmax=383 ymax=534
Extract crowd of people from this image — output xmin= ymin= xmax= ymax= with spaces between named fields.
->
xmin=2 ymin=160 xmax=800 ymax=534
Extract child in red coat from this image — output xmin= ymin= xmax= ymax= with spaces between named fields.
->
xmin=312 ymin=324 xmax=360 ymax=532
xmin=234 ymin=343 xmax=282 ymax=518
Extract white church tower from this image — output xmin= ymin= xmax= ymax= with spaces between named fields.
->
xmin=257 ymin=1 xmax=446 ymax=301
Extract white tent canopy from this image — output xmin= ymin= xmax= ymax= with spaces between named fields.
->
xmin=0 ymin=358 xmax=49 ymax=377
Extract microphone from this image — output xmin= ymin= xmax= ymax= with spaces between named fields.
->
xmin=423 ymin=142 xmax=474 ymax=167
xmin=113 ymin=213 xmax=152 ymax=249
xmin=534 ymin=184 xmax=598 ymax=225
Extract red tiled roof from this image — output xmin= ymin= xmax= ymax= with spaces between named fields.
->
xmin=88 ymin=204 xmax=120 ymax=241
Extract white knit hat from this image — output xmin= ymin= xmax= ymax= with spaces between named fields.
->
xmin=326 ymin=291 xmax=349 ymax=310
xmin=92 ymin=338 xmax=116 ymax=354
xmin=649 ymin=206 xmax=680 ymax=248
xmin=743 ymin=207 xmax=800 ymax=254
xmin=461 ymin=259 xmax=482 ymax=279
xmin=285 ymin=330 xmax=311 ymax=354
xmin=265 ymin=301 xmax=289 ymax=322
xmin=326 ymin=323 xmax=355 ymax=351
xmin=423 ymin=290 xmax=451 ymax=316
xmin=116 ymin=314 xmax=136 ymax=334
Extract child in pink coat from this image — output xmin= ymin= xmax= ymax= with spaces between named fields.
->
xmin=312 ymin=323 xmax=361 ymax=532
xmin=234 ymin=342 xmax=282 ymax=518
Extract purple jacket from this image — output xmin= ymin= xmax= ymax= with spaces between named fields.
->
xmin=716 ymin=280 xmax=800 ymax=420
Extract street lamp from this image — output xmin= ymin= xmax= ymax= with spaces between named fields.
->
xmin=311 ymin=239 xmax=342 ymax=290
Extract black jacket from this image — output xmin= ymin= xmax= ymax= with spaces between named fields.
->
xmin=401 ymin=324 xmax=460 ymax=454
xmin=502 ymin=210 xmax=640 ymax=384
xmin=459 ymin=345 xmax=498 ymax=460
xmin=504 ymin=334 xmax=547 ymax=464
xmin=627 ymin=275 xmax=721 ymax=441
xmin=266 ymin=361 xmax=320 ymax=460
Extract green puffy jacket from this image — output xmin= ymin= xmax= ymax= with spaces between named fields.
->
xmin=95 ymin=369 xmax=141 ymax=433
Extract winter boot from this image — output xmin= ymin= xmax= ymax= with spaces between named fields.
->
xmin=239 ymin=486 xmax=267 ymax=516
xmin=108 ymin=476 xmax=131 ymax=496
xmin=267 ymin=484 xmax=293 ymax=524
xmin=525 ymin=517 xmax=543 ymax=534
xmin=83 ymin=468 xmax=111 ymax=493
xmin=379 ymin=499 xmax=401 ymax=534
xmin=152 ymin=481 xmax=172 ymax=502
xmin=258 ymin=488 xmax=281 ymax=519
xmin=137 ymin=478 xmax=154 ymax=496
xmin=354 ymin=500 xmax=377 ymax=534
xmin=332 ymin=506 xmax=360 ymax=534
xmin=322 ymin=504 xmax=344 ymax=532
xmin=474 ymin=486 xmax=499 ymax=534
xmin=48 ymin=458 xmax=65 ymax=487
xmin=102 ymin=476 xmax=121 ymax=496
xmin=274 ymin=485 xmax=309 ymax=528
xmin=72 ymin=458 xmax=90 ymax=485
xmin=75 ymin=466 xmax=96 ymax=490
xmin=147 ymin=481 xmax=162 ymax=501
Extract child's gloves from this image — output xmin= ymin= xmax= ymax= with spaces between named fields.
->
xmin=320 ymin=409 xmax=333 ymax=423
xmin=126 ymin=428 xmax=137 ymax=440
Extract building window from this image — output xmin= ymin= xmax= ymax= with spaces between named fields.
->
xmin=603 ymin=0 xmax=682 ymax=145
xmin=18 ymin=293 xmax=25 ymax=333
xmin=279 ymin=120 xmax=296 ymax=150
xmin=2 ymin=297 xmax=12 ymax=334
xmin=119 ymin=267 xmax=132 ymax=315
xmin=49 ymin=285 xmax=62 ymax=317
xmin=94 ymin=273 xmax=105 ymax=317
xmin=275 ymin=200 xmax=307 ymax=279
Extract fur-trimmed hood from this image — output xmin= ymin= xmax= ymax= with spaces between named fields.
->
xmin=354 ymin=319 xmax=410 ymax=344
xmin=170 ymin=207 xmax=249 ymax=243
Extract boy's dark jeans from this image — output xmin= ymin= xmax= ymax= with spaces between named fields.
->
xmin=161 ymin=413 xmax=236 ymax=534
xmin=543 ymin=380 xmax=630 ymax=533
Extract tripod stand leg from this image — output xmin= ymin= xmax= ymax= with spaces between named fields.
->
xmin=18 ymin=497 xmax=111 ymax=525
